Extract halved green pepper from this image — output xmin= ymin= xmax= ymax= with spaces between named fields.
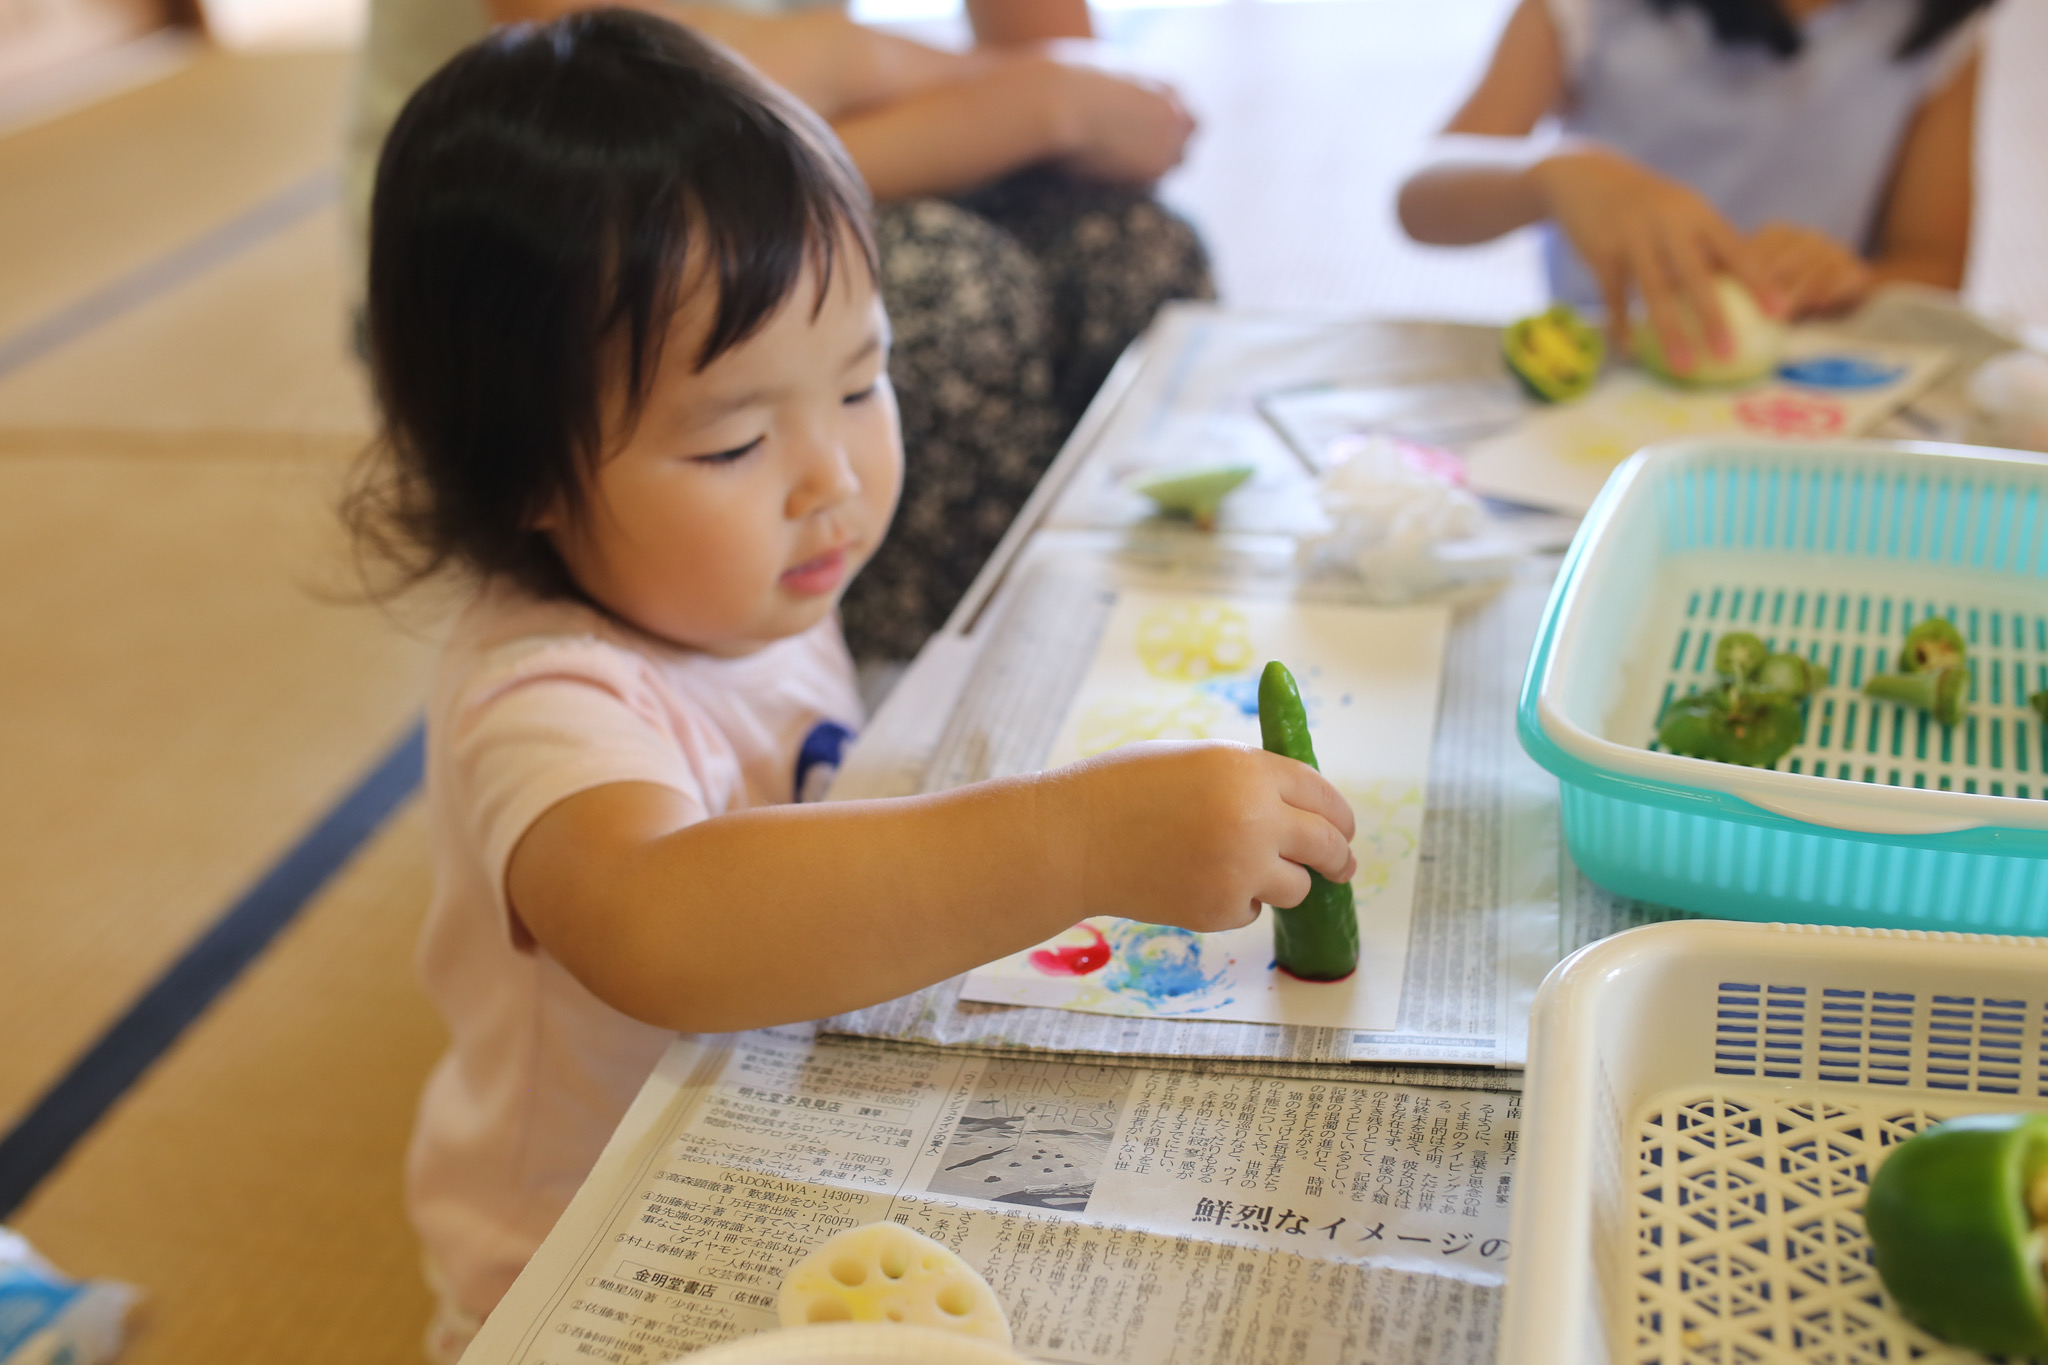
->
xmin=1898 ymin=616 xmax=1966 ymax=673
xmin=1256 ymin=661 xmax=1358 ymax=982
xmin=1865 ymin=665 xmax=1969 ymax=728
xmin=1866 ymin=1112 xmax=2048 ymax=1357
xmin=1502 ymin=305 xmax=1604 ymax=403
xmin=1656 ymin=686 xmax=1805 ymax=767
xmin=1713 ymin=631 xmax=1771 ymax=682
xmin=1655 ymin=630 xmax=1816 ymax=767
xmin=1863 ymin=614 xmax=1970 ymax=727
xmin=1755 ymin=651 xmax=1828 ymax=699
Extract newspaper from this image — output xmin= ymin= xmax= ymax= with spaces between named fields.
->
xmin=825 ymin=548 xmax=1562 ymax=1070
xmin=464 ymin=1026 xmax=1518 ymax=1365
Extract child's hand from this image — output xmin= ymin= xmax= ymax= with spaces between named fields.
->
xmin=1530 ymin=148 xmax=1783 ymax=373
xmin=1036 ymin=57 xmax=1196 ymax=185
xmin=1745 ymin=221 xmax=1872 ymax=318
xmin=1050 ymin=741 xmax=1357 ymax=933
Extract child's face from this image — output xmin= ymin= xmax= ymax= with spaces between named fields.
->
xmin=543 ymin=253 xmax=902 ymax=656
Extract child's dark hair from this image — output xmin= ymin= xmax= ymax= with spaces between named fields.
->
xmin=1649 ymin=0 xmax=1993 ymax=59
xmin=350 ymin=7 xmax=876 ymax=598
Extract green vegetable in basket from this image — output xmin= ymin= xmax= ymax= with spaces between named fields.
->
xmin=1711 ymin=631 xmax=1827 ymax=699
xmin=1865 ymin=665 xmax=1969 ymax=728
xmin=1898 ymin=616 xmax=1967 ymax=674
xmin=1655 ymin=630 xmax=1824 ymax=766
xmin=1864 ymin=615 xmax=1969 ymax=727
xmin=1713 ymin=631 xmax=1771 ymax=683
xmin=1754 ymin=651 xmax=1828 ymax=700
xmin=1865 ymin=1112 xmax=2048 ymax=1359
xmin=1256 ymin=661 xmax=1359 ymax=982
xmin=1502 ymin=305 xmax=1604 ymax=403
xmin=1656 ymin=687 xmax=1806 ymax=767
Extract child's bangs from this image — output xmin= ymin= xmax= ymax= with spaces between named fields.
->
xmin=603 ymin=78 xmax=878 ymax=417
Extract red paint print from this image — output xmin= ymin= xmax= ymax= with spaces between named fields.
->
xmin=1029 ymin=924 xmax=1111 ymax=977
xmin=1735 ymin=391 xmax=1845 ymax=438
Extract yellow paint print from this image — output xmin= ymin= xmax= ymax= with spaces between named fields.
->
xmin=1075 ymin=691 xmax=1229 ymax=757
xmin=1134 ymin=602 xmax=1253 ymax=680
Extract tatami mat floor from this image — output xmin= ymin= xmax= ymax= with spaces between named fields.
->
xmin=0 ymin=204 xmax=371 ymax=452
xmin=0 ymin=5 xmax=2041 ymax=1364
xmin=0 ymin=49 xmax=348 ymax=340
xmin=11 ymin=806 xmax=441 ymax=1365
xmin=0 ymin=449 xmax=430 ymax=1123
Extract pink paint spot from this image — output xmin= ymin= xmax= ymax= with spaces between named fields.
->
xmin=1735 ymin=392 xmax=1846 ymax=438
xmin=1029 ymin=924 xmax=1111 ymax=977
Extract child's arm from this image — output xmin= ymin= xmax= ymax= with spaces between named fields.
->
xmin=1396 ymin=0 xmax=1774 ymax=371
xmin=1741 ymin=52 xmax=1976 ymax=315
xmin=1868 ymin=50 xmax=1976 ymax=293
xmin=506 ymin=741 xmax=1357 ymax=1034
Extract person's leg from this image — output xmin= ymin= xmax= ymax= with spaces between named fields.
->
xmin=956 ymin=167 xmax=1216 ymax=432
xmin=838 ymin=199 xmax=1063 ymax=662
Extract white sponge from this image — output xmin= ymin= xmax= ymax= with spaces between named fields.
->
xmin=777 ymin=1223 xmax=1010 ymax=1345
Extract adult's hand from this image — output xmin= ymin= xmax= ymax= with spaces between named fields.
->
xmin=1530 ymin=147 xmax=1781 ymax=373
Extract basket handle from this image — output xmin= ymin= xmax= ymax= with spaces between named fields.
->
xmin=1742 ymin=788 xmax=1985 ymax=836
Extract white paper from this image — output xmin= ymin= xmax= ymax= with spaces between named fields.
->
xmin=829 ymin=547 xmax=1561 ymax=1069
xmin=463 ymin=1028 xmax=1519 ymax=1365
xmin=959 ymin=590 xmax=1448 ymax=1032
xmin=1463 ymin=333 xmax=1952 ymax=515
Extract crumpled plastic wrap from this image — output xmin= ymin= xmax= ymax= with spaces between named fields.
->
xmin=1295 ymin=434 xmax=1519 ymax=603
xmin=0 ymin=1228 xmax=137 ymax=1365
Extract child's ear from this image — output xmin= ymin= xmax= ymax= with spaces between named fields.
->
xmin=528 ymin=493 xmax=565 ymax=535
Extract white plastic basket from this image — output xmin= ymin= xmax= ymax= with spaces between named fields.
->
xmin=1500 ymin=919 xmax=2048 ymax=1365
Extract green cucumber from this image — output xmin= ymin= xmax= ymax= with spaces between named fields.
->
xmin=1256 ymin=661 xmax=1359 ymax=982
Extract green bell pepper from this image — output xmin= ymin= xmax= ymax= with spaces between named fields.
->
xmin=1710 ymin=631 xmax=1826 ymax=699
xmin=1866 ymin=1112 xmax=2048 ymax=1358
xmin=1656 ymin=686 xmax=1805 ymax=768
xmin=1713 ymin=631 xmax=1770 ymax=682
xmin=2030 ymin=688 xmax=2048 ymax=726
xmin=1898 ymin=616 xmax=1966 ymax=673
xmin=1256 ymin=661 xmax=1358 ymax=982
xmin=1754 ymin=651 xmax=1828 ymax=699
xmin=1502 ymin=305 xmax=1604 ymax=403
xmin=1865 ymin=665 xmax=1968 ymax=728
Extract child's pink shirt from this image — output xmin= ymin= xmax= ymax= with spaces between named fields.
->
xmin=405 ymin=578 xmax=862 ymax=1322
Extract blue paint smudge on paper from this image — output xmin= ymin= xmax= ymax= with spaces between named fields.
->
xmin=1201 ymin=675 xmax=1262 ymax=717
xmin=1778 ymin=355 xmax=1905 ymax=390
xmin=1103 ymin=923 xmax=1228 ymax=1008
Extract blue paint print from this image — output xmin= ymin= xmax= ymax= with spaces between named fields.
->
xmin=1777 ymin=355 xmax=1905 ymax=390
xmin=1102 ymin=923 xmax=1228 ymax=1008
xmin=1201 ymin=675 xmax=1262 ymax=717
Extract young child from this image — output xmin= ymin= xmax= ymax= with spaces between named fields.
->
xmin=353 ymin=12 xmax=1357 ymax=1359
xmin=1398 ymin=0 xmax=1989 ymax=373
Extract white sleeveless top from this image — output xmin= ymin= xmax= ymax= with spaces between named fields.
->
xmin=1543 ymin=0 xmax=1981 ymax=309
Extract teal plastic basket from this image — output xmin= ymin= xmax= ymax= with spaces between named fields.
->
xmin=1519 ymin=439 xmax=2048 ymax=929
